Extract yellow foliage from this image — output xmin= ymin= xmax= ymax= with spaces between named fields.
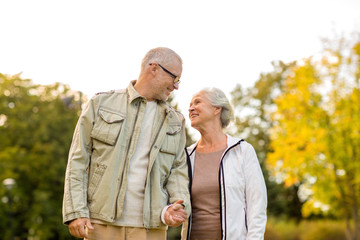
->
xmin=267 ymin=42 xmax=360 ymax=219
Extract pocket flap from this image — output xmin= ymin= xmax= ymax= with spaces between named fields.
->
xmin=166 ymin=124 xmax=182 ymax=135
xmin=99 ymin=108 xmax=125 ymax=123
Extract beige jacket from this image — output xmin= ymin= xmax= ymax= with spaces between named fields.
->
xmin=62 ymin=81 xmax=190 ymax=229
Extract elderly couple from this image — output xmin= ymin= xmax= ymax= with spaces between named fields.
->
xmin=62 ymin=47 xmax=267 ymax=240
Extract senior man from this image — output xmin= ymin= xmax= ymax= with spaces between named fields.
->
xmin=63 ymin=47 xmax=190 ymax=239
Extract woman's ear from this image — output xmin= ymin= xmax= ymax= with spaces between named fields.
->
xmin=214 ymin=106 xmax=222 ymax=116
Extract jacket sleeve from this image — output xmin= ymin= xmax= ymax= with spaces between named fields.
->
xmin=165 ymin=114 xmax=191 ymax=217
xmin=244 ymin=143 xmax=267 ymax=239
xmin=62 ymin=98 xmax=96 ymax=224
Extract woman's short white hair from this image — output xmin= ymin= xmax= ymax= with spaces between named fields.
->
xmin=141 ymin=47 xmax=182 ymax=72
xmin=198 ymin=87 xmax=234 ymax=128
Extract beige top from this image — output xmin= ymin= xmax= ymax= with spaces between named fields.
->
xmin=190 ymin=148 xmax=226 ymax=240
xmin=115 ymin=101 xmax=157 ymax=226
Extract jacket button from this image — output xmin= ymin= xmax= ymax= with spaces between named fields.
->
xmin=154 ymin=145 xmax=158 ymax=149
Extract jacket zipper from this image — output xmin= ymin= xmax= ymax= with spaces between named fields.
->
xmin=145 ymin=109 xmax=168 ymax=227
xmin=185 ymin=148 xmax=194 ymax=240
xmin=218 ymin=139 xmax=244 ymax=240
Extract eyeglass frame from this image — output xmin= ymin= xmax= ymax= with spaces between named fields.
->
xmin=149 ymin=63 xmax=181 ymax=86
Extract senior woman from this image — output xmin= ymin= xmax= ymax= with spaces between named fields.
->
xmin=181 ymin=88 xmax=267 ymax=240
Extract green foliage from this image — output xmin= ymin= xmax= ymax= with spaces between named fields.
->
xmin=167 ymin=225 xmax=181 ymax=240
xmin=0 ymin=73 xmax=84 ymax=239
xmin=265 ymin=218 xmax=347 ymax=240
xmin=265 ymin=217 xmax=300 ymax=240
xmin=299 ymin=221 xmax=346 ymax=240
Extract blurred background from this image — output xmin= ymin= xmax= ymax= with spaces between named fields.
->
xmin=1 ymin=0 xmax=360 ymax=239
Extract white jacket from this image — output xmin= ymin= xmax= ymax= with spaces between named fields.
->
xmin=182 ymin=135 xmax=267 ymax=240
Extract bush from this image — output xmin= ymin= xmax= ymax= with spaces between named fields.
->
xmin=299 ymin=220 xmax=346 ymax=240
xmin=265 ymin=217 xmax=300 ymax=240
xmin=265 ymin=218 xmax=347 ymax=240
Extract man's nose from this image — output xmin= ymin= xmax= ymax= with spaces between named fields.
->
xmin=174 ymin=82 xmax=179 ymax=90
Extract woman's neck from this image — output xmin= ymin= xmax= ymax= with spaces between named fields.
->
xmin=196 ymin=129 xmax=227 ymax=153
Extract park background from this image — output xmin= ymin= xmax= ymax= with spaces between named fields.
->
xmin=1 ymin=0 xmax=360 ymax=239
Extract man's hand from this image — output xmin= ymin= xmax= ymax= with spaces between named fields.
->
xmin=164 ymin=200 xmax=187 ymax=227
xmin=68 ymin=218 xmax=94 ymax=238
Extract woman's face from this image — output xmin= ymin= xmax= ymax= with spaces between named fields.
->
xmin=188 ymin=92 xmax=219 ymax=129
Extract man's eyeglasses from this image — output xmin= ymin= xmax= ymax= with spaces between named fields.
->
xmin=150 ymin=63 xmax=181 ymax=86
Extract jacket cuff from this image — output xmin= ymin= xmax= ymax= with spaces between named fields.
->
xmin=63 ymin=211 xmax=90 ymax=225
xmin=161 ymin=204 xmax=172 ymax=225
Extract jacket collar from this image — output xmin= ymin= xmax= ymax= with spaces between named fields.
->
xmin=187 ymin=134 xmax=242 ymax=156
xmin=127 ymin=80 xmax=145 ymax=103
xmin=127 ymin=81 xmax=170 ymax=112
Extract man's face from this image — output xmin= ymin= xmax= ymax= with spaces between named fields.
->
xmin=151 ymin=60 xmax=182 ymax=101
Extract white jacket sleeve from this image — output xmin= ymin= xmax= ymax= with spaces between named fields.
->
xmin=244 ymin=143 xmax=267 ymax=239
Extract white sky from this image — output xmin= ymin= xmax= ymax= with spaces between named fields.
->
xmin=1 ymin=0 xmax=360 ymax=137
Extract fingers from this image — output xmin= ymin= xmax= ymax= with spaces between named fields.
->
xmin=69 ymin=225 xmax=84 ymax=238
xmin=170 ymin=200 xmax=186 ymax=219
xmin=172 ymin=199 xmax=185 ymax=210
xmin=68 ymin=218 xmax=91 ymax=238
xmin=173 ymin=199 xmax=184 ymax=205
xmin=172 ymin=210 xmax=187 ymax=222
xmin=164 ymin=200 xmax=188 ymax=227
xmin=79 ymin=224 xmax=88 ymax=239
xmin=165 ymin=213 xmax=183 ymax=227
xmin=86 ymin=219 xmax=94 ymax=230
xmin=169 ymin=215 xmax=185 ymax=228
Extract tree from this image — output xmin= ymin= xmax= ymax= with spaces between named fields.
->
xmin=230 ymin=60 xmax=303 ymax=220
xmin=0 ymin=73 xmax=83 ymax=239
xmin=267 ymin=35 xmax=360 ymax=240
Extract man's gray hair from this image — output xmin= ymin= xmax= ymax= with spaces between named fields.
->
xmin=141 ymin=47 xmax=182 ymax=72
xmin=199 ymin=87 xmax=234 ymax=128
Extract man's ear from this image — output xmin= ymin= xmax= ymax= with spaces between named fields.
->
xmin=149 ymin=63 xmax=157 ymax=76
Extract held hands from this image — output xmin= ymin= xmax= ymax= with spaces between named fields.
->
xmin=68 ymin=202 xmax=187 ymax=236
xmin=68 ymin=218 xmax=94 ymax=238
xmin=164 ymin=200 xmax=187 ymax=227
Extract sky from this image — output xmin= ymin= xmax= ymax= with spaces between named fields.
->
xmin=1 ymin=0 xmax=360 ymax=136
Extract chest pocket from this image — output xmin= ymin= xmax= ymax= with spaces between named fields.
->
xmin=159 ymin=124 xmax=182 ymax=155
xmin=90 ymin=107 xmax=126 ymax=146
